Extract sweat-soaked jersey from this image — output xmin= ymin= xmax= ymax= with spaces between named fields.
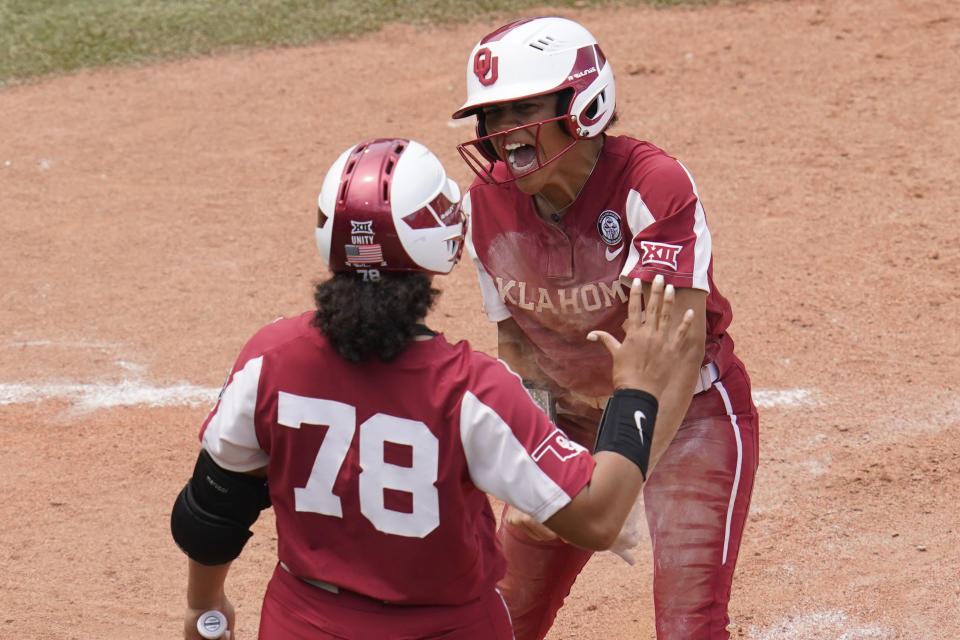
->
xmin=465 ymin=135 xmax=737 ymax=416
xmin=198 ymin=311 xmax=594 ymax=606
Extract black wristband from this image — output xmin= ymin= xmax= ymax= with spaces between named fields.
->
xmin=593 ymin=389 xmax=659 ymax=479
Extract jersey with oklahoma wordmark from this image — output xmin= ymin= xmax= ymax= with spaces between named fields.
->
xmin=199 ymin=311 xmax=594 ymax=606
xmin=465 ymin=135 xmax=736 ymax=411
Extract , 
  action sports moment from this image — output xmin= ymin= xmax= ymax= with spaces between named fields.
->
xmin=1 ymin=1 xmax=957 ymax=639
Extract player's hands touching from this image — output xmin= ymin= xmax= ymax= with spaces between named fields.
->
xmin=587 ymin=275 xmax=696 ymax=398
xmin=184 ymin=598 xmax=235 ymax=639
xmin=504 ymin=505 xmax=559 ymax=542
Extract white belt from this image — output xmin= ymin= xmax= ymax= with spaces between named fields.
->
xmin=693 ymin=362 xmax=719 ymax=394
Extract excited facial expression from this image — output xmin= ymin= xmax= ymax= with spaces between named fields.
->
xmin=480 ymin=94 xmax=575 ymax=195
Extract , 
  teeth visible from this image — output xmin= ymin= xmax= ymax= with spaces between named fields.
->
xmin=506 ymin=143 xmax=537 ymax=172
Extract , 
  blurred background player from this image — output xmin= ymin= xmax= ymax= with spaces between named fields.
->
xmin=169 ymin=137 xmax=700 ymax=639
xmin=451 ymin=17 xmax=759 ymax=640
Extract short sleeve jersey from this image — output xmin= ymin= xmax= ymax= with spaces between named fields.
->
xmin=199 ymin=311 xmax=594 ymax=606
xmin=465 ymin=135 xmax=736 ymax=405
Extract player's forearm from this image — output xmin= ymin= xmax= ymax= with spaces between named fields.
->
xmin=645 ymin=342 xmax=703 ymax=473
xmin=497 ymin=318 xmax=548 ymax=383
xmin=544 ymin=451 xmax=644 ymax=549
xmin=186 ymin=558 xmax=231 ymax=610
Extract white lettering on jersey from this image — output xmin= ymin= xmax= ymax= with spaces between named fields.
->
xmin=640 ymin=241 xmax=683 ymax=271
xmin=495 ymin=278 xmax=628 ymax=314
xmin=532 ymin=429 xmax=588 ymax=463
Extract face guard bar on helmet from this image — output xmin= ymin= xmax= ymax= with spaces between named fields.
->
xmin=456 ymin=114 xmax=580 ymax=186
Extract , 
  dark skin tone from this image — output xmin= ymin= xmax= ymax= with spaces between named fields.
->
xmin=482 ymin=92 xmax=708 ymax=541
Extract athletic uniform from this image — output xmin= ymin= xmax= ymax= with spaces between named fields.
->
xmin=465 ymin=135 xmax=759 ymax=639
xmin=199 ymin=311 xmax=596 ymax=639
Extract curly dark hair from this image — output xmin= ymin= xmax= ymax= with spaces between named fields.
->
xmin=312 ymin=271 xmax=440 ymax=363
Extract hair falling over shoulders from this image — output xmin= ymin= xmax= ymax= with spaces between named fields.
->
xmin=313 ymin=272 xmax=440 ymax=363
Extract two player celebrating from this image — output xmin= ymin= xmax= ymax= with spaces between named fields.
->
xmin=171 ymin=15 xmax=757 ymax=640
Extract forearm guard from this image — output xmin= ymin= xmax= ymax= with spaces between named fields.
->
xmin=593 ymin=389 xmax=659 ymax=480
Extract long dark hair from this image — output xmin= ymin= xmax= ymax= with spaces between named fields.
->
xmin=312 ymin=272 xmax=440 ymax=363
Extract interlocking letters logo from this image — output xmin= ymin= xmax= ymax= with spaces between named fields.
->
xmin=640 ymin=241 xmax=682 ymax=271
xmin=473 ymin=47 xmax=499 ymax=86
xmin=532 ymin=429 xmax=587 ymax=463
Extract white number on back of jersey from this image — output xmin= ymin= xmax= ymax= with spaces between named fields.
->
xmin=278 ymin=392 xmax=440 ymax=538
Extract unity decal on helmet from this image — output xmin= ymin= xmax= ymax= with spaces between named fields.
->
xmin=344 ymin=220 xmax=384 ymax=266
xmin=640 ymin=241 xmax=683 ymax=271
xmin=596 ymin=210 xmax=622 ymax=246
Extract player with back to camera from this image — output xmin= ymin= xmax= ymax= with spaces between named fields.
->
xmin=169 ymin=137 xmax=700 ymax=639
xmin=451 ymin=16 xmax=760 ymax=640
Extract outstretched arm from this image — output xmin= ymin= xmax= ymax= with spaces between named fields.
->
xmin=542 ymin=275 xmax=700 ymax=550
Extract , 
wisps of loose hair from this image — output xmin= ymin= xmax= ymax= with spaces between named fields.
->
xmin=312 ymin=272 xmax=440 ymax=363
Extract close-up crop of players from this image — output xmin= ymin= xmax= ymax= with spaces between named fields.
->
xmin=451 ymin=16 xmax=760 ymax=640
xmin=169 ymin=137 xmax=700 ymax=639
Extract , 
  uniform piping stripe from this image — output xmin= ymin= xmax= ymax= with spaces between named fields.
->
xmin=714 ymin=379 xmax=743 ymax=565
xmin=677 ymin=161 xmax=712 ymax=293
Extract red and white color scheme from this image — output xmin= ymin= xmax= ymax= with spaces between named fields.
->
xmin=453 ymin=17 xmax=616 ymax=183
xmin=315 ymin=138 xmax=464 ymax=275
xmin=199 ymin=311 xmax=595 ymax=607
xmin=465 ymin=134 xmax=758 ymax=639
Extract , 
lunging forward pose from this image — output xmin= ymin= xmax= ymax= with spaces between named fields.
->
xmin=452 ymin=16 xmax=759 ymax=639
xmin=170 ymin=137 xmax=699 ymax=639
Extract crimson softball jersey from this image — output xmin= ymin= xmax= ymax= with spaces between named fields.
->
xmin=466 ymin=135 xmax=737 ymax=405
xmin=198 ymin=311 xmax=594 ymax=606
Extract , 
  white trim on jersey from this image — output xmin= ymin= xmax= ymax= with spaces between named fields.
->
xmin=713 ymin=379 xmax=743 ymax=565
xmin=201 ymin=356 xmax=269 ymax=472
xmin=620 ymin=188 xmax=655 ymax=280
xmin=459 ymin=390 xmax=574 ymax=523
xmin=677 ymin=161 xmax=713 ymax=293
xmin=464 ymin=190 xmax=511 ymax=322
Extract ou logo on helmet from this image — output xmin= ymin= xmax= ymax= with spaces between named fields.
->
xmin=473 ymin=47 xmax=498 ymax=86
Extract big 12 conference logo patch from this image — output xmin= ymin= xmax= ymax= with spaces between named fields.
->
xmin=640 ymin=241 xmax=683 ymax=270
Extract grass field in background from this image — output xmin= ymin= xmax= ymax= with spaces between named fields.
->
xmin=0 ymin=0 xmax=719 ymax=86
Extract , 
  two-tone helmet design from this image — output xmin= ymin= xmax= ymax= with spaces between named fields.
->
xmin=451 ymin=17 xmax=616 ymax=184
xmin=316 ymin=138 xmax=465 ymax=275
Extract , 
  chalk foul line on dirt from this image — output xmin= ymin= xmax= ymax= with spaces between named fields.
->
xmin=751 ymin=610 xmax=896 ymax=640
xmin=1 ymin=380 xmax=811 ymax=412
xmin=0 ymin=381 xmax=219 ymax=410
xmin=752 ymin=388 xmax=815 ymax=409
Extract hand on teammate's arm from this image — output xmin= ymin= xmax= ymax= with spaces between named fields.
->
xmin=542 ymin=276 xmax=697 ymax=550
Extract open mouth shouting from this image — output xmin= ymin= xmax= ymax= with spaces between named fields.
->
xmin=504 ymin=141 xmax=539 ymax=174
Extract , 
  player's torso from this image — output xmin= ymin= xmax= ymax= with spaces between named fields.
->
xmin=468 ymin=136 xmax=737 ymax=400
xmin=244 ymin=314 xmax=500 ymax=604
xmin=201 ymin=312 xmax=594 ymax=606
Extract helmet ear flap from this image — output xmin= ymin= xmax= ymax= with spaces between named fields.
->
xmin=475 ymin=113 xmax=499 ymax=164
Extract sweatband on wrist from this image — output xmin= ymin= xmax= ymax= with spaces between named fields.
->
xmin=593 ymin=389 xmax=659 ymax=479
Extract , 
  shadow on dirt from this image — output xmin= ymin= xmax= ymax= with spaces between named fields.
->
xmin=1 ymin=0 xmax=957 ymax=637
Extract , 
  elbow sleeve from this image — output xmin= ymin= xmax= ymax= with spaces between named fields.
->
xmin=170 ymin=450 xmax=270 ymax=566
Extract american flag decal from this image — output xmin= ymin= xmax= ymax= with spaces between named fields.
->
xmin=345 ymin=243 xmax=383 ymax=264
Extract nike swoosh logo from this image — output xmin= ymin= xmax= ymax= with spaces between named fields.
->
xmin=605 ymin=245 xmax=624 ymax=261
xmin=634 ymin=410 xmax=646 ymax=445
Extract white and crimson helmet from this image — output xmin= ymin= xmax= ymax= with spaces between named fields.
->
xmin=316 ymin=138 xmax=464 ymax=274
xmin=452 ymin=17 xmax=616 ymax=181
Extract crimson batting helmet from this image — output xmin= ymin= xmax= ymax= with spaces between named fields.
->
xmin=452 ymin=17 xmax=616 ymax=184
xmin=316 ymin=138 xmax=465 ymax=275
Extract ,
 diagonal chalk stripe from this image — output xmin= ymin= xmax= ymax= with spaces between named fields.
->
xmin=0 ymin=381 xmax=219 ymax=409
xmin=752 ymin=388 xmax=815 ymax=409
